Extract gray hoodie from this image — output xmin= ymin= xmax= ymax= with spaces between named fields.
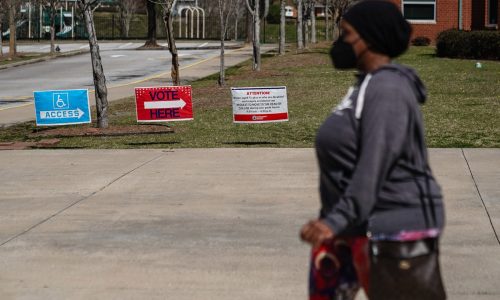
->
xmin=316 ymin=64 xmax=445 ymax=236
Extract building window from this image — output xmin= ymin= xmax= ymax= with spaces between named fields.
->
xmin=488 ymin=0 xmax=498 ymax=25
xmin=402 ymin=0 xmax=436 ymax=21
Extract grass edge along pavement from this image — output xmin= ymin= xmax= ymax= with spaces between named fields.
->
xmin=0 ymin=43 xmax=499 ymax=149
xmin=0 ymin=50 xmax=89 ymax=69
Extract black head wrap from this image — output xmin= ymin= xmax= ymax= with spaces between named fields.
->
xmin=343 ymin=0 xmax=412 ymax=58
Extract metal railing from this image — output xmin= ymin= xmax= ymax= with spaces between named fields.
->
xmin=3 ymin=13 xmax=333 ymax=44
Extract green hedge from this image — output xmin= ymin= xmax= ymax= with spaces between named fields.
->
xmin=436 ymin=29 xmax=500 ymax=60
xmin=267 ymin=4 xmax=281 ymax=24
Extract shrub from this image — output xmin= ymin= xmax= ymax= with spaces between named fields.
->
xmin=266 ymin=4 xmax=281 ymax=24
xmin=412 ymin=36 xmax=431 ymax=46
xmin=436 ymin=29 xmax=500 ymax=60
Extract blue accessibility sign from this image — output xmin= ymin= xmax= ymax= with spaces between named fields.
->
xmin=34 ymin=89 xmax=91 ymax=126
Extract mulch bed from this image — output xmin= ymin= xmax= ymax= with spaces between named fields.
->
xmin=28 ymin=125 xmax=174 ymax=138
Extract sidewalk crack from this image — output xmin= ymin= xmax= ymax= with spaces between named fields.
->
xmin=0 ymin=152 xmax=166 ymax=248
xmin=462 ymin=149 xmax=500 ymax=246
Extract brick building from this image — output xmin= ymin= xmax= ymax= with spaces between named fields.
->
xmin=389 ymin=0 xmax=500 ymax=42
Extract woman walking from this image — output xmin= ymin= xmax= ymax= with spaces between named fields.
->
xmin=300 ymin=1 xmax=446 ymax=299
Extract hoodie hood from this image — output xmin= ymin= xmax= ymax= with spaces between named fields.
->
xmin=376 ymin=63 xmax=427 ymax=104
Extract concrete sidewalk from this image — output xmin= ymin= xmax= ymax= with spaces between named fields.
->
xmin=0 ymin=148 xmax=499 ymax=299
xmin=0 ymin=44 xmax=275 ymax=127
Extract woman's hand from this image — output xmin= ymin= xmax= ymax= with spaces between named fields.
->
xmin=300 ymin=220 xmax=335 ymax=248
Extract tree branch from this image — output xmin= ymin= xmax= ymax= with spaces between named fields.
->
xmin=245 ymin=0 xmax=255 ymax=15
xmin=263 ymin=0 xmax=269 ymax=19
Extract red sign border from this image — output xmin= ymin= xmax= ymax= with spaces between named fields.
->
xmin=134 ymin=86 xmax=194 ymax=123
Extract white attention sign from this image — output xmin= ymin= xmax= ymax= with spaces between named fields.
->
xmin=231 ymin=86 xmax=289 ymax=124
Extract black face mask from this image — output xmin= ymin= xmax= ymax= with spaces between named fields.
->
xmin=330 ymin=36 xmax=357 ymax=69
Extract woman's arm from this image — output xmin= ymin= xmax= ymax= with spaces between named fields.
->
xmin=321 ymin=83 xmax=411 ymax=235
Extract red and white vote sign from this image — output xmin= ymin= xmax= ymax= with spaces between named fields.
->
xmin=231 ymin=86 xmax=288 ymax=123
xmin=135 ymin=86 xmax=193 ymax=122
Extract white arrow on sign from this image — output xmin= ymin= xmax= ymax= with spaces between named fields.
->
xmin=40 ymin=108 xmax=85 ymax=120
xmin=144 ymin=99 xmax=187 ymax=109
xmin=77 ymin=108 xmax=85 ymax=119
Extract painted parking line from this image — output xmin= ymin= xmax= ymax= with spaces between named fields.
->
xmin=118 ymin=42 xmax=133 ymax=49
xmin=106 ymin=47 xmax=243 ymax=89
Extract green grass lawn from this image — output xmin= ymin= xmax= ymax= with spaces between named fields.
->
xmin=1 ymin=43 xmax=499 ymax=149
xmin=396 ymin=47 xmax=500 ymax=147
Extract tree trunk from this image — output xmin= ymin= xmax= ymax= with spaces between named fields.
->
xmin=9 ymin=0 xmax=16 ymax=58
xmin=120 ymin=7 xmax=127 ymax=38
xmin=253 ymin=0 xmax=261 ymax=71
xmin=325 ymin=0 xmax=329 ymax=41
xmin=144 ymin=1 xmax=158 ymax=47
xmin=246 ymin=8 xmax=253 ymax=44
xmin=234 ymin=14 xmax=238 ymax=40
xmin=219 ymin=36 xmax=225 ymax=86
xmin=304 ymin=18 xmax=309 ymax=46
xmin=245 ymin=0 xmax=261 ymax=71
xmin=263 ymin=0 xmax=269 ymax=18
xmin=125 ymin=19 xmax=131 ymax=38
xmin=50 ymin=3 xmax=56 ymax=54
xmin=120 ymin=5 xmax=134 ymax=38
xmin=311 ymin=5 xmax=317 ymax=43
xmin=279 ymin=0 xmax=285 ymax=55
xmin=333 ymin=9 xmax=341 ymax=40
xmin=80 ymin=1 xmax=109 ymax=128
xmin=0 ymin=13 xmax=3 ymax=57
xmin=164 ymin=10 xmax=180 ymax=86
xmin=296 ymin=0 xmax=303 ymax=50
xmin=218 ymin=1 xmax=225 ymax=86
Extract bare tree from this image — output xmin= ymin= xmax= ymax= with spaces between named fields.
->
xmin=8 ymin=0 xmax=18 ymax=59
xmin=324 ymin=0 xmax=330 ymax=41
xmin=296 ymin=0 xmax=303 ymax=50
xmin=232 ymin=0 xmax=246 ymax=40
xmin=77 ymin=0 xmax=109 ymax=128
xmin=303 ymin=1 xmax=312 ymax=46
xmin=151 ymin=0 xmax=180 ymax=85
xmin=279 ymin=0 xmax=285 ymax=55
xmin=331 ymin=0 xmax=354 ymax=40
xmin=217 ymin=0 xmax=237 ymax=86
xmin=245 ymin=0 xmax=269 ymax=71
xmin=309 ymin=0 xmax=317 ymax=44
xmin=143 ymin=0 xmax=159 ymax=47
xmin=0 ymin=2 xmax=4 ymax=58
xmin=301 ymin=0 xmax=318 ymax=46
xmin=245 ymin=7 xmax=252 ymax=44
xmin=45 ymin=0 xmax=57 ymax=54
xmin=198 ymin=0 xmax=218 ymax=17
xmin=119 ymin=0 xmax=138 ymax=38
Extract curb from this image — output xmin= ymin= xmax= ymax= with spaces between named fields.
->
xmin=0 ymin=44 xmax=245 ymax=70
xmin=136 ymin=45 xmax=245 ymax=51
xmin=0 ymin=49 xmax=89 ymax=71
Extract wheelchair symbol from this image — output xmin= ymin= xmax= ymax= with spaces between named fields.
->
xmin=53 ymin=93 xmax=69 ymax=110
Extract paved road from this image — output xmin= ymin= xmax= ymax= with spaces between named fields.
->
xmin=1 ymin=41 xmax=231 ymax=54
xmin=0 ymin=41 xmax=241 ymax=110
xmin=0 ymin=148 xmax=499 ymax=299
